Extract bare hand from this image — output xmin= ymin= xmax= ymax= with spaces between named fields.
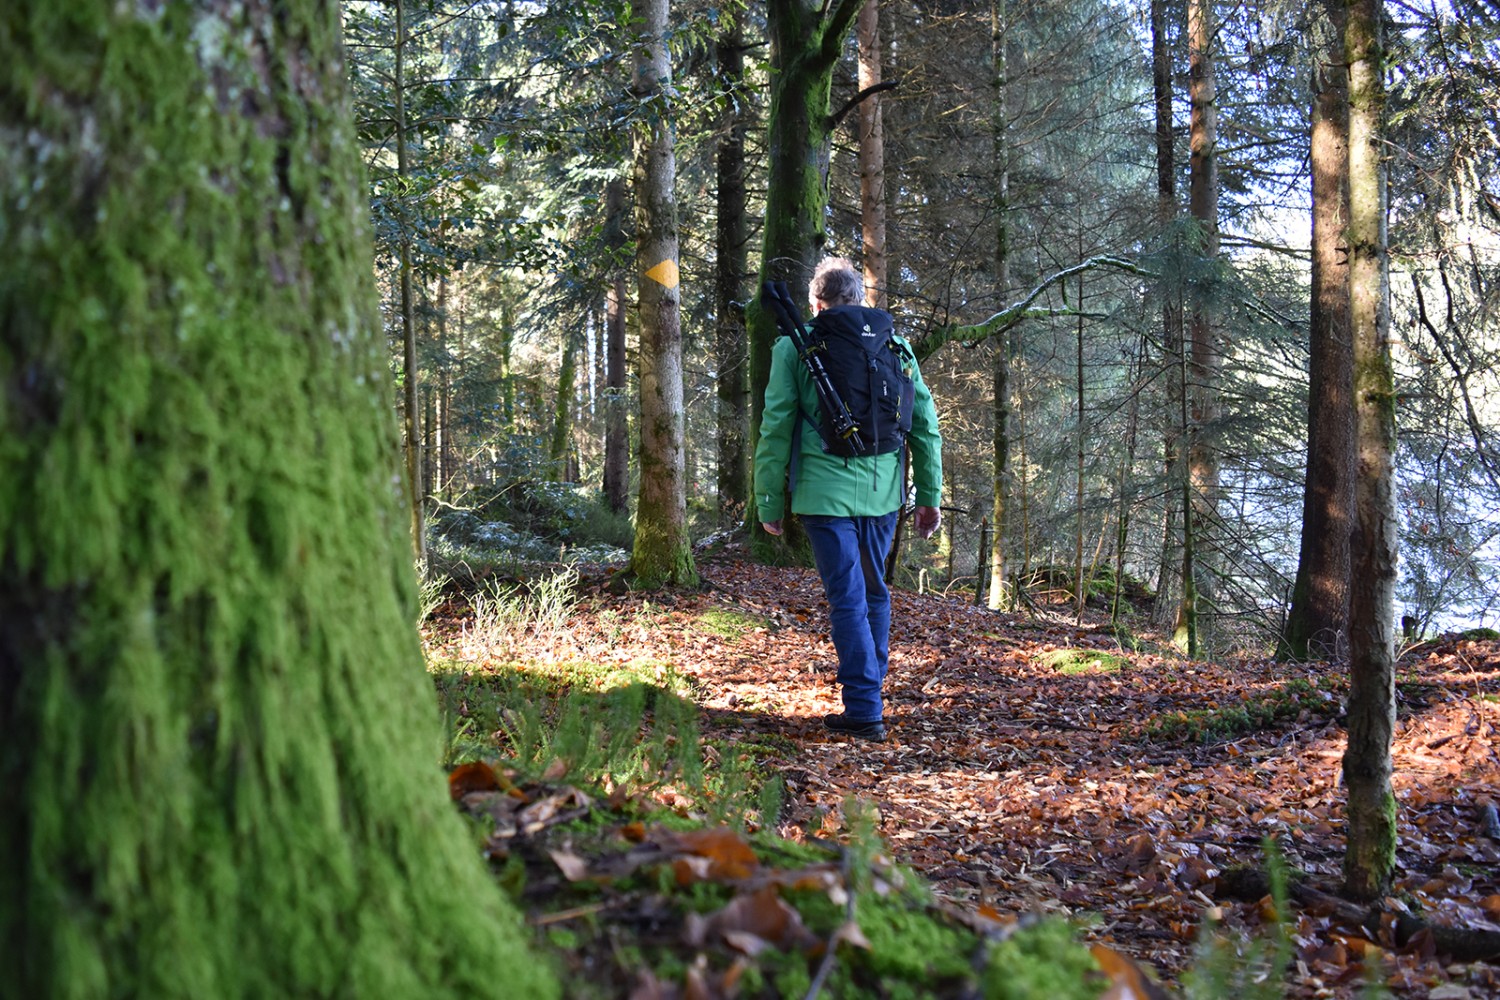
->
xmin=761 ymin=520 xmax=783 ymax=536
xmin=914 ymin=506 xmax=941 ymax=540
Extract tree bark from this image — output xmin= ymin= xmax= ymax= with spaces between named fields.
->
xmin=549 ymin=321 xmax=581 ymax=481
xmin=1342 ymin=0 xmax=1398 ymax=903
xmin=0 ymin=1 xmax=553 ymax=995
xmin=715 ymin=16 xmax=750 ymax=524
xmin=749 ymin=0 xmax=868 ymax=552
xmin=1183 ymin=0 xmax=1221 ymax=650
xmin=1150 ymin=0 xmax=1186 ymax=630
xmin=603 ymin=178 xmax=631 ymax=515
xmin=630 ymin=0 xmax=697 ymax=587
xmin=1285 ymin=0 xmax=1355 ymax=662
xmin=857 ymin=0 xmax=888 ymax=308
xmin=988 ymin=0 xmax=1015 ymax=611
xmin=395 ymin=0 xmax=426 ymax=564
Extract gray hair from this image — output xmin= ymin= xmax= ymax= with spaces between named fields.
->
xmin=809 ymin=257 xmax=863 ymax=307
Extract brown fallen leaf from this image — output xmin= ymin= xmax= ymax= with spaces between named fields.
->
xmin=1092 ymin=943 xmax=1171 ymax=1000
xmin=448 ymin=760 xmax=502 ymax=800
xmin=684 ymin=884 xmax=819 ymax=954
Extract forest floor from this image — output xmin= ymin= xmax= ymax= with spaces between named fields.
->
xmin=427 ymin=544 xmax=1500 ymax=999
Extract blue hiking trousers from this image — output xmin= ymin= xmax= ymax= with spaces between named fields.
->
xmin=800 ymin=511 xmax=899 ymax=723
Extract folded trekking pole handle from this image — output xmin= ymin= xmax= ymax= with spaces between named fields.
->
xmin=760 ymin=281 xmax=865 ymax=452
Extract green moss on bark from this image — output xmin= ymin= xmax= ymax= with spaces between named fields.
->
xmin=1 ymin=3 xmax=555 ymax=997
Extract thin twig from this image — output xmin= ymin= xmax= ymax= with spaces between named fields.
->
xmin=804 ymin=843 xmax=856 ymax=1000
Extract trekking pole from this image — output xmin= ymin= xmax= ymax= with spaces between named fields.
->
xmin=760 ymin=281 xmax=865 ymax=453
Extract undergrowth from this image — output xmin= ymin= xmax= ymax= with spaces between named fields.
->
xmin=1145 ymin=677 xmax=1340 ymax=743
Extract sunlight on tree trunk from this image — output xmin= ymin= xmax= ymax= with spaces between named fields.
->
xmin=1342 ymin=0 xmax=1399 ymax=904
xmin=858 ymin=0 xmax=888 ymax=307
xmin=0 ymin=2 xmax=553 ymax=994
xmin=1286 ymin=0 xmax=1355 ymax=663
xmin=1183 ymin=0 xmax=1221 ymax=652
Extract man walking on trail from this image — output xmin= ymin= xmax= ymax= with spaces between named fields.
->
xmin=754 ymin=257 xmax=943 ymax=743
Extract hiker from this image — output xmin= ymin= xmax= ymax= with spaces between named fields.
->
xmin=754 ymin=257 xmax=943 ymax=743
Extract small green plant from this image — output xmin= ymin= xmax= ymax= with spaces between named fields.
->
xmin=981 ymin=918 xmax=1104 ymax=1000
xmin=467 ymin=567 xmax=579 ymax=641
xmin=1182 ymin=842 xmax=1297 ymax=1000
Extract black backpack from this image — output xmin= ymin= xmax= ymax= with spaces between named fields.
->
xmin=800 ymin=305 xmax=916 ymax=458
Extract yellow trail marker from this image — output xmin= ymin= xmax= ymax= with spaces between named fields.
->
xmin=643 ymin=258 xmax=680 ymax=289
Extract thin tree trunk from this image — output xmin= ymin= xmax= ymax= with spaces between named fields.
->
xmin=0 ymin=1 xmax=553 ymax=992
xmin=630 ymin=0 xmax=697 ymax=587
xmin=715 ymin=16 xmax=750 ymax=523
xmin=988 ymin=0 xmax=1014 ymax=611
xmin=1150 ymin=0 xmax=1184 ymax=627
xmin=1342 ymin=0 xmax=1398 ymax=903
xmin=549 ymin=323 xmax=581 ymax=482
xmin=395 ymin=0 xmax=425 ymax=564
xmin=857 ymin=0 xmax=888 ymax=307
xmin=603 ymin=179 xmax=630 ymax=515
xmin=1075 ymin=266 xmax=1087 ymax=621
xmin=1285 ymin=0 xmax=1355 ymax=661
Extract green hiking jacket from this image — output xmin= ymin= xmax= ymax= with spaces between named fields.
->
xmin=753 ymin=330 xmax=943 ymax=522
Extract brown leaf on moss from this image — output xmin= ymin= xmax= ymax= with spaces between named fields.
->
xmin=448 ymin=760 xmax=502 ymax=800
xmin=658 ymin=827 xmax=760 ymax=881
xmin=684 ymin=885 xmax=819 ymax=954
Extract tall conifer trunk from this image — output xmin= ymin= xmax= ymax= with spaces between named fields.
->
xmin=715 ymin=15 xmax=750 ymax=523
xmin=0 ymin=2 xmax=552 ymax=994
xmin=1342 ymin=0 xmax=1398 ymax=903
xmin=394 ymin=0 xmax=426 ymax=563
xmin=857 ymin=0 xmax=888 ymax=307
xmin=988 ymin=0 xmax=1015 ymax=611
xmin=630 ymin=0 xmax=697 ymax=587
xmin=1150 ymin=0 xmax=1187 ymax=631
xmin=603 ymin=178 xmax=631 ymax=515
xmin=1182 ymin=0 xmax=1221 ymax=654
xmin=1286 ymin=0 xmax=1355 ymax=661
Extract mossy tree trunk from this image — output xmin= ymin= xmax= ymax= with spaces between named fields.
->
xmin=630 ymin=0 xmax=698 ymax=587
xmin=0 ymin=3 xmax=554 ymax=997
xmin=1285 ymin=0 xmax=1355 ymax=662
xmin=748 ymin=0 xmax=868 ymax=556
xmin=1342 ymin=0 xmax=1398 ymax=903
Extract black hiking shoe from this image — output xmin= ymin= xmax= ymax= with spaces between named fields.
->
xmin=823 ymin=713 xmax=887 ymax=742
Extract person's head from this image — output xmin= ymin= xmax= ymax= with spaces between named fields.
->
xmin=809 ymin=257 xmax=863 ymax=312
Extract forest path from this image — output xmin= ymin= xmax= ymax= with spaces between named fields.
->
xmin=574 ymin=552 xmax=1500 ymax=996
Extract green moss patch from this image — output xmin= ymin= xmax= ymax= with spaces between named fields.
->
xmin=1038 ymin=648 xmax=1131 ymax=675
